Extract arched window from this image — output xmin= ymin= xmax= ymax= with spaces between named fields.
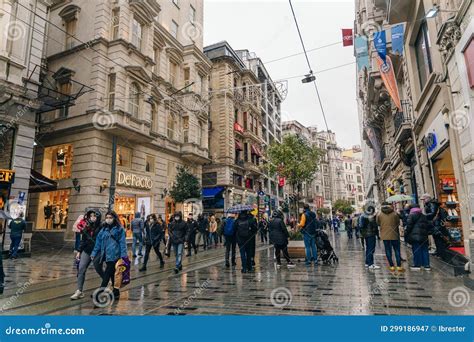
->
xmin=128 ymin=82 xmax=140 ymax=117
xmin=167 ymin=112 xmax=174 ymax=139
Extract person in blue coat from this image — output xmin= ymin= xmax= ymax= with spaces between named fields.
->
xmin=91 ymin=210 xmax=128 ymax=299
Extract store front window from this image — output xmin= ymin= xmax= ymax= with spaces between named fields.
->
xmin=115 ymin=195 xmax=136 ymax=238
xmin=35 ymin=190 xmax=70 ymax=230
xmin=117 ymin=145 xmax=131 ymax=168
xmin=42 ymin=144 xmax=73 ymax=180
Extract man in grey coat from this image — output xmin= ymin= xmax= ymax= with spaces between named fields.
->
xmin=131 ymin=212 xmax=144 ymax=257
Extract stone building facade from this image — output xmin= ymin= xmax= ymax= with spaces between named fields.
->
xmin=0 ymin=0 xmax=49 ymax=223
xmin=355 ymin=0 xmax=473 ymax=263
xmin=29 ymin=0 xmax=211 ymax=240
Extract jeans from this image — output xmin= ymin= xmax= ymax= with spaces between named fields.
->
xmin=365 ymin=236 xmax=376 ymax=266
xmin=143 ymin=243 xmax=163 ymax=267
xmin=74 ymin=232 xmax=81 ymax=251
xmin=77 ymin=251 xmax=92 ymax=292
xmin=412 ymin=242 xmax=430 ymax=267
xmin=238 ymin=242 xmax=253 ymax=271
xmin=132 ymin=232 xmax=143 ymax=255
xmin=274 ymin=244 xmax=291 ymax=264
xmin=347 ymin=227 xmax=353 ymax=239
xmin=100 ymin=261 xmax=116 ymax=288
xmin=173 ymin=243 xmax=184 ymax=268
xmin=196 ymin=231 xmax=207 ymax=249
xmin=187 ymin=233 xmax=197 ymax=255
xmin=224 ymin=235 xmax=237 ymax=265
xmin=209 ymin=232 xmax=218 ymax=247
xmin=9 ymin=235 xmax=22 ymax=257
xmin=383 ymin=240 xmax=401 ymax=267
xmin=259 ymin=230 xmax=268 ymax=243
xmin=303 ymin=234 xmax=317 ymax=265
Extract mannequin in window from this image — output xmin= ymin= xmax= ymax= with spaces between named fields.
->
xmin=140 ymin=200 xmax=146 ymax=218
xmin=56 ymin=148 xmax=66 ymax=178
xmin=44 ymin=201 xmax=53 ymax=229
xmin=53 ymin=206 xmax=61 ymax=229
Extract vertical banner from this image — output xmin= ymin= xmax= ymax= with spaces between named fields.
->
xmin=355 ymin=36 xmax=370 ymax=71
xmin=376 ymin=55 xmax=402 ymax=111
xmin=342 ymin=28 xmax=353 ymax=46
xmin=373 ymin=30 xmax=387 ymax=63
xmin=391 ymin=24 xmax=405 ymax=55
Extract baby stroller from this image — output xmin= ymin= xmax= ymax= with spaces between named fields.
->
xmin=316 ymin=230 xmax=339 ymax=265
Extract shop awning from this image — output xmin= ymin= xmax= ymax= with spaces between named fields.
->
xmin=251 ymin=144 xmax=262 ymax=157
xmin=235 ymin=140 xmax=243 ymax=151
xmin=29 ymin=169 xmax=57 ymax=193
xmin=202 ymin=187 xmax=225 ymax=198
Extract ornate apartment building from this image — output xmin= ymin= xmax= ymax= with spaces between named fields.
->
xmin=28 ymin=0 xmax=211 ymax=240
xmin=355 ymin=0 xmax=473 ymax=263
xmin=202 ymin=41 xmax=270 ymax=216
xmin=0 ymin=0 xmax=49 ymax=227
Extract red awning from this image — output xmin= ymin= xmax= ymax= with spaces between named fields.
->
xmin=251 ymin=145 xmax=262 ymax=157
xmin=235 ymin=140 xmax=243 ymax=151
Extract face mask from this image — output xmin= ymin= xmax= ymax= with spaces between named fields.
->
xmin=149 ymin=219 xmax=154 ymax=223
xmin=90 ymin=216 xmax=97 ymax=223
xmin=105 ymin=218 xmax=113 ymax=225
xmin=174 ymin=216 xmax=180 ymax=221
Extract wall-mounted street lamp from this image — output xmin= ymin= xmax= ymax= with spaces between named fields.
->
xmin=99 ymin=179 xmax=108 ymax=193
xmin=301 ymin=71 xmax=316 ymax=83
xmin=425 ymin=5 xmax=458 ymax=18
xmin=72 ymin=178 xmax=81 ymax=193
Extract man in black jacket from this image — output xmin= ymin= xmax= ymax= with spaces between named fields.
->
xmin=169 ymin=212 xmax=187 ymax=273
xmin=268 ymin=210 xmax=294 ymax=267
xmin=186 ymin=213 xmax=198 ymax=257
xmin=196 ymin=214 xmax=209 ymax=251
xmin=233 ymin=211 xmax=258 ymax=273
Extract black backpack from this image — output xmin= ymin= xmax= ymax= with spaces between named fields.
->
xmin=303 ymin=211 xmax=317 ymax=235
xmin=236 ymin=218 xmax=250 ymax=239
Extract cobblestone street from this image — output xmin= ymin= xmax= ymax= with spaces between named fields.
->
xmin=1 ymin=233 xmax=472 ymax=316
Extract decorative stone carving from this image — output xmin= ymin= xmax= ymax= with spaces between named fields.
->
xmin=437 ymin=20 xmax=462 ymax=60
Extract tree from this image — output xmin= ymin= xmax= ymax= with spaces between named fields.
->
xmin=317 ymin=207 xmax=330 ymax=216
xmin=265 ymin=134 xmax=321 ymax=217
xmin=333 ymin=199 xmax=355 ymax=215
xmin=169 ymin=166 xmax=201 ymax=203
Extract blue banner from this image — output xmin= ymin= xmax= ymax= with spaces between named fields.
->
xmin=0 ymin=316 xmax=472 ymax=342
xmin=355 ymin=36 xmax=370 ymax=71
xmin=391 ymin=24 xmax=404 ymax=55
xmin=374 ymin=30 xmax=387 ymax=63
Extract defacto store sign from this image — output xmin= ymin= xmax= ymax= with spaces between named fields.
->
xmin=0 ymin=169 xmax=15 ymax=184
xmin=117 ymin=171 xmax=153 ymax=190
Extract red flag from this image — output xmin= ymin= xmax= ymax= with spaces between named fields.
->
xmin=342 ymin=29 xmax=353 ymax=47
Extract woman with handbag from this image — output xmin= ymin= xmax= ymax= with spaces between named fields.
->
xmin=70 ymin=209 xmax=102 ymax=300
xmin=140 ymin=214 xmax=165 ymax=271
xmin=91 ymin=211 xmax=129 ymax=300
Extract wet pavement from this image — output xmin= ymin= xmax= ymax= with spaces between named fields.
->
xmin=1 ymin=232 xmax=473 ymax=315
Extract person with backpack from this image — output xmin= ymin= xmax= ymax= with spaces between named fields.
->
xmin=223 ymin=214 xmax=237 ymax=268
xmin=233 ymin=210 xmax=258 ymax=273
xmin=91 ymin=211 xmax=128 ymax=300
xmin=169 ymin=211 xmax=187 ymax=273
xmin=405 ymin=204 xmax=431 ymax=271
xmin=359 ymin=203 xmax=379 ymax=270
xmin=139 ymin=214 xmax=165 ymax=271
xmin=258 ymin=216 xmax=269 ymax=244
xmin=269 ymin=209 xmax=295 ymax=268
xmin=71 ymin=208 xmax=102 ymax=300
xmin=131 ymin=212 xmax=144 ymax=258
xmin=298 ymin=204 xmax=319 ymax=266
xmin=376 ymin=202 xmax=403 ymax=272
xmin=185 ymin=213 xmax=198 ymax=257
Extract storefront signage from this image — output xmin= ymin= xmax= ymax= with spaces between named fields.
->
xmin=0 ymin=169 xmax=15 ymax=184
xmin=425 ymin=112 xmax=449 ymax=157
xmin=425 ymin=133 xmax=437 ymax=153
xmin=117 ymin=171 xmax=153 ymax=190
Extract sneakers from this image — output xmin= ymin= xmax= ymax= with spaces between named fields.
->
xmin=70 ymin=290 xmax=84 ymax=300
xmin=174 ymin=267 xmax=179 ymax=274
xmin=389 ymin=266 xmax=396 ymax=272
xmin=396 ymin=267 xmax=405 ymax=272
xmin=287 ymin=261 xmax=295 ymax=268
xmin=410 ymin=266 xmax=421 ymax=271
xmin=368 ymin=265 xmax=380 ymax=270
xmin=423 ymin=266 xmax=431 ymax=271
xmin=364 ymin=264 xmax=369 ymax=268
xmin=160 ymin=261 xmax=165 ymax=268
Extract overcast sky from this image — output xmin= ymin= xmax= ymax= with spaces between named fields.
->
xmin=203 ymin=0 xmax=360 ymax=149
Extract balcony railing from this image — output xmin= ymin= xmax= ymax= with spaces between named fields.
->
xmin=394 ymin=111 xmax=410 ymax=134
